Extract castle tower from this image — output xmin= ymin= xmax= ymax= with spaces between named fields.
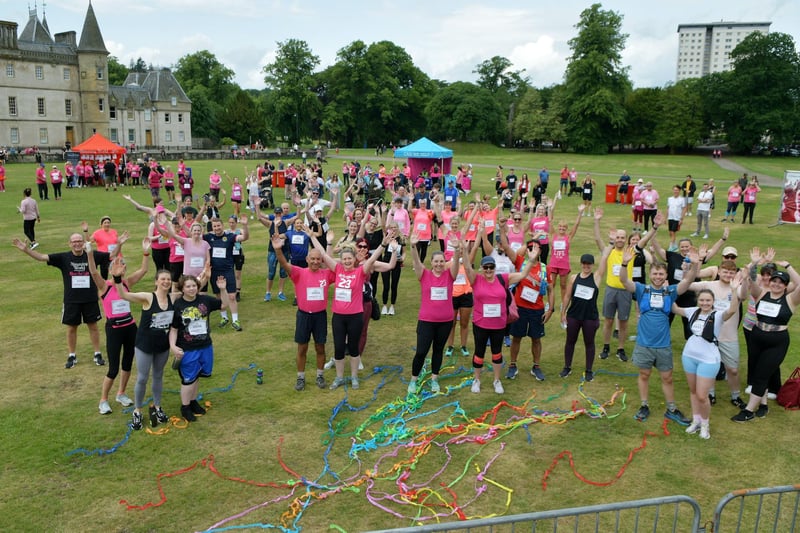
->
xmin=76 ymin=2 xmax=109 ymax=140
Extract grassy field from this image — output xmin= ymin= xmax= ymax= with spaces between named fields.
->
xmin=0 ymin=151 xmax=798 ymax=532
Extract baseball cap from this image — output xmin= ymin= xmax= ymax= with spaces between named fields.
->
xmin=770 ymin=271 xmax=790 ymax=284
xmin=722 ymin=246 xmax=738 ymax=257
xmin=274 ymin=207 xmax=283 ymax=214
xmin=480 ymin=256 xmax=496 ymax=267
xmin=155 ymin=205 xmax=166 ymax=214
xmin=313 ymin=204 xmax=323 ymax=212
xmin=580 ymin=254 xmax=595 ymax=264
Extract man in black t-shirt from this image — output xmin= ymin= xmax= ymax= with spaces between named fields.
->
xmin=13 ymin=232 xmax=117 ymax=368
xmin=204 ymin=218 xmax=248 ymax=331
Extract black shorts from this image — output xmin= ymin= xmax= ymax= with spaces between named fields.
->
xmin=62 ymin=301 xmax=102 ymax=326
xmin=233 ymin=254 xmax=244 ymax=271
xmin=169 ymin=261 xmax=184 ymax=282
xmin=294 ymin=310 xmax=328 ymax=344
xmin=165 ymin=185 xmax=175 ymax=191
xmin=668 ymin=219 xmax=680 ymax=232
xmin=452 ymin=293 xmax=474 ymax=309
xmin=210 ymin=270 xmax=236 ymax=294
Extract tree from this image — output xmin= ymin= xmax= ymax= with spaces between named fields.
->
xmin=425 ymin=82 xmax=505 ymax=143
xmin=654 ymin=81 xmax=705 ymax=153
xmin=107 ymin=56 xmax=128 ymax=86
xmin=128 ymin=57 xmax=148 ymax=73
xmin=512 ymin=86 xmax=567 ymax=149
xmin=474 ymin=56 xmax=529 ymax=146
xmin=217 ymin=88 xmax=267 ymax=144
xmin=562 ymin=4 xmax=631 ymax=153
xmin=623 ymin=87 xmax=663 ymax=149
xmin=722 ymin=32 xmax=800 ymax=152
xmin=263 ymin=39 xmax=321 ymax=144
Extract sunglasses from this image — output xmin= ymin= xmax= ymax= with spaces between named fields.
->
xmin=357 ymin=245 xmax=369 ymax=249
xmin=723 ymin=255 xmax=737 ymax=259
xmin=513 ymin=218 xmax=522 ymax=221
xmin=482 ymin=265 xmax=495 ymax=270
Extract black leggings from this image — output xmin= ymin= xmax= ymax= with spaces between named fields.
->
xmin=472 ymin=324 xmax=504 ymax=368
xmin=105 ymin=322 xmax=137 ymax=380
xmin=332 ymin=312 xmax=363 ymax=360
xmin=52 ymin=182 xmax=62 ymax=199
xmin=743 ymin=327 xmax=783 ymax=393
xmin=643 ymin=209 xmax=657 ymax=231
xmin=23 ymin=219 xmax=36 ymax=242
xmin=381 ymin=265 xmax=402 ymax=305
xmin=748 ymin=326 xmax=789 ymax=398
xmin=416 ymin=241 xmax=430 ymax=263
xmin=37 ymin=183 xmax=48 ymax=199
xmin=564 ymin=318 xmax=599 ymax=369
xmin=539 ymin=243 xmax=550 ymax=265
xmin=411 ymin=320 xmax=451 ymax=377
xmin=742 ymin=202 xmax=756 ymax=224
xmin=151 ymin=247 xmax=170 ymax=271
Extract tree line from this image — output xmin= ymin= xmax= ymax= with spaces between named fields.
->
xmin=108 ymin=3 xmax=800 ymax=154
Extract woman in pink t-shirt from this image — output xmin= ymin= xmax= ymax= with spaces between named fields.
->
xmin=411 ymin=202 xmax=435 ymax=262
xmin=631 ymin=180 xmax=645 ymax=232
xmin=91 ymin=216 xmax=120 ymax=279
xmin=168 ymin=222 xmax=210 ymax=280
xmin=528 ymin=201 xmax=553 ymax=263
xmin=163 ymin=166 xmax=176 ymax=204
xmin=406 ymin=232 xmax=461 ymax=395
xmin=464 ymin=245 xmax=536 ymax=394
xmin=548 ymin=204 xmax=585 ymax=312
xmin=313 ymin=232 xmax=389 ymax=390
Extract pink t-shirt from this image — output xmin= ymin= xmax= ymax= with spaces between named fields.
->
xmin=728 ymin=186 xmax=741 ymax=203
xmin=182 ymin=238 xmax=210 ymax=276
xmin=461 ymin=174 xmax=472 ymax=191
xmin=169 ymin=233 xmax=186 ymax=263
xmin=231 ymin=183 xmax=243 ymax=201
xmin=641 ymin=189 xmax=659 ymax=209
xmin=391 ymin=208 xmax=411 ymax=236
xmin=744 ymin=186 xmax=758 ymax=203
xmin=632 ymin=187 xmax=644 ymax=212
xmin=506 ymin=226 xmax=525 ymax=252
xmin=332 ymin=263 xmax=366 ymax=315
xmin=101 ymin=282 xmax=135 ymax=325
xmin=50 ymin=170 xmax=63 ymax=184
xmin=290 ymin=266 xmax=335 ymax=313
xmin=210 ymin=173 xmax=222 ymax=190
xmin=472 ymin=273 xmax=508 ymax=330
xmin=530 ymin=216 xmax=549 ymax=245
xmin=163 ymin=171 xmax=175 ymax=187
xmin=92 ymin=229 xmax=118 ymax=253
xmin=151 ymin=221 xmax=171 ymax=250
xmin=411 ymin=208 xmax=434 ymax=240
xmin=549 ymin=235 xmax=570 ymax=270
xmin=418 ymin=269 xmax=455 ymax=323
xmin=438 ymin=209 xmax=457 ymax=239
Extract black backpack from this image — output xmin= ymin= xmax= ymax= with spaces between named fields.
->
xmin=689 ymin=309 xmax=717 ymax=345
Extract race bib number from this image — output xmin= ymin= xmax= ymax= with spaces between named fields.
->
xmin=335 ymin=287 xmax=352 ymax=302
xmin=714 ymin=300 xmax=731 ymax=313
xmin=612 ymin=264 xmax=622 ymax=276
xmin=584 ymin=188 xmax=591 ymax=194
xmin=454 ymin=273 xmax=466 ymax=285
xmin=158 ymin=235 xmax=169 ymax=244
xmin=232 ymin=248 xmax=240 ymax=255
xmin=633 ymin=266 xmax=642 ymax=279
xmin=187 ymin=319 xmax=208 ymax=335
xmin=634 ymin=200 xmax=642 ymax=207
xmin=291 ymin=235 xmax=304 ymax=245
xmin=520 ymin=286 xmax=539 ymax=303
xmin=673 ymin=268 xmax=684 ymax=281
xmin=757 ymin=300 xmax=781 ymax=318
xmin=649 ymin=292 xmax=664 ymax=309
xmin=483 ymin=303 xmax=501 ymax=318
xmin=445 ymin=195 xmax=453 ymax=202
xmin=183 ymin=183 xmax=191 ymax=189
xmin=574 ymin=285 xmax=595 ymax=300
xmin=553 ymin=240 xmax=566 ymax=251
xmin=496 ymin=263 xmax=511 ymax=274
xmin=175 ymin=245 xmax=184 ymax=256
xmin=484 ymin=219 xmax=495 ymax=228
xmin=430 ymin=287 xmax=447 ymax=301
xmin=189 ymin=256 xmax=204 ymax=268
xmin=397 ymin=221 xmax=405 ymax=230
xmin=72 ymin=275 xmax=90 ymax=289
xmin=212 ymin=247 xmax=227 ymax=259
xmin=111 ymin=299 xmax=131 ymax=315
xmin=306 ymin=287 xmax=324 ymax=301
xmin=510 ymin=242 xmax=522 ymax=252
xmin=416 ymin=223 xmax=428 ymax=231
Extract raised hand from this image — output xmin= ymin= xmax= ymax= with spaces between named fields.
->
xmin=594 ymin=207 xmax=603 ymax=220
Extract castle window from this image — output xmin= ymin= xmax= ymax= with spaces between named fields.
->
xmin=110 ymin=129 xmax=118 ymax=142
xmin=65 ymin=99 xmax=72 ymax=116
xmin=127 ymin=110 xmax=134 ymax=120
xmin=8 ymin=96 xmax=17 ymax=116
xmin=178 ymin=113 xmax=183 ymax=123
xmin=171 ymin=96 xmax=177 ymax=106
xmin=178 ymin=131 xmax=185 ymax=142
xmin=6 ymin=64 xmax=14 ymax=77
xmin=37 ymin=97 xmax=46 ymax=116
xmin=164 ymin=113 xmax=170 ymax=123
xmin=35 ymin=66 xmax=43 ymax=80
xmin=110 ymin=106 xmax=117 ymax=119
xmin=39 ymin=128 xmax=48 ymax=144
xmin=128 ymin=129 xmax=135 ymax=142
xmin=96 ymin=67 xmax=104 ymax=80
xmin=165 ymin=131 xmax=172 ymax=142
xmin=99 ymin=98 xmax=104 ymax=112
xmin=63 ymin=68 xmax=70 ymax=81
xmin=144 ymin=109 xmax=152 ymax=121
xmin=10 ymin=127 xmax=19 ymax=144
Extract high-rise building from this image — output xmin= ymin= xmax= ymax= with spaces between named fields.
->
xmin=676 ymin=22 xmax=771 ymax=81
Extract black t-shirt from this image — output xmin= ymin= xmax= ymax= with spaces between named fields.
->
xmin=666 ymin=251 xmax=698 ymax=306
xmin=47 ymin=250 xmax=110 ymax=303
xmin=506 ymin=174 xmax=518 ymax=191
xmin=204 ymin=232 xmax=237 ymax=271
xmin=171 ymin=294 xmax=222 ymax=350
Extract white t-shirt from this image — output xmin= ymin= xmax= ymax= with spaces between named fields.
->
xmin=681 ymin=306 xmax=723 ymax=364
xmin=696 ymin=190 xmax=713 ymax=213
xmin=667 ymin=196 xmax=684 ymax=221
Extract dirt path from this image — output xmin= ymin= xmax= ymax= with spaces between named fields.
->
xmin=712 ymin=158 xmax=783 ymax=187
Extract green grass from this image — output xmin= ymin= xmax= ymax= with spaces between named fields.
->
xmin=0 ymin=153 xmax=798 ymax=532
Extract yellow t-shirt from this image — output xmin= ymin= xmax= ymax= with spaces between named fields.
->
xmin=605 ymin=248 xmax=634 ymax=289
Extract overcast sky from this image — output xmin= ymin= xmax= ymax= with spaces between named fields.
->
xmin=5 ymin=0 xmax=798 ymax=89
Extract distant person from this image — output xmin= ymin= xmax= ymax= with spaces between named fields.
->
xmin=618 ymin=170 xmax=631 ymax=204
xmin=18 ymin=187 xmax=40 ymax=249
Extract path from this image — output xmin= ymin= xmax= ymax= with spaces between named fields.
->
xmin=712 ymin=157 xmax=783 ymax=187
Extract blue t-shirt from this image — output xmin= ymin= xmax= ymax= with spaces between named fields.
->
xmin=285 ymin=229 xmax=310 ymax=262
xmin=204 ymin=232 xmax=237 ymax=271
xmin=634 ymin=282 xmax=679 ymax=348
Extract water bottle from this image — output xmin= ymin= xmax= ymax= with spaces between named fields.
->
xmin=256 ymin=368 xmax=263 ymax=385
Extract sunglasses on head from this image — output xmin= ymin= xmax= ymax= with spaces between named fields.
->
xmin=482 ymin=264 xmax=495 ymax=270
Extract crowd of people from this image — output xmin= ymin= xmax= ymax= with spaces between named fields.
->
xmin=10 ymin=158 xmax=795 ymax=441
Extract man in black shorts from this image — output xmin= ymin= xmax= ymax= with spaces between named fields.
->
xmin=13 ymin=232 xmax=118 ymax=368
xmin=204 ymin=217 xmax=249 ymax=331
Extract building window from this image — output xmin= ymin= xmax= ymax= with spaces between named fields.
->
xmin=177 ymin=113 xmax=183 ymax=123
xmin=110 ymin=106 xmax=117 ymax=119
xmin=178 ymin=131 xmax=185 ymax=142
xmin=110 ymin=129 xmax=118 ymax=142
xmin=96 ymin=66 xmax=104 ymax=80
xmin=8 ymin=96 xmax=17 ymax=116
xmin=35 ymin=65 xmax=43 ymax=79
xmin=165 ymin=131 xmax=172 ymax=142
xmin=128 ymin=129 xmax=135 ymax=142
xmin=10 ymin=127 xmax=19 ymax=144
xmin=171 ymin=96 xmax=177 ymax=106
xmin=99 ymin=98 xmax=104 ymax=112
xmin=65 ymin=99 xmax=72 ymax=116
xmin=39 ymin=128 xmax=48 ymax=144
xmin=144 ymin=109 xmax=152 ymax=121
xmin=37 ymin=97 xmax=46 ymax=116
xmin=6 ymin=64 xmax=14 ymax=77
xmin=63 ymin=68 xmax=70 ymax=80
xmin=164 ymin=113 xmax=170 ymax=123
xmin=127 ymin=110 xmax=134 ymax=120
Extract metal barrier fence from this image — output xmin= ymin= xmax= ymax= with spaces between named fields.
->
xmin=711 ymin=484 xmax=800 ymax=533
xmin=368 ymin=495 xmax=702 ymax=532
xmin=369 ymin=485 xmax=800 ymax=533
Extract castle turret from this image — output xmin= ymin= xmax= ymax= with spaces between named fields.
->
xmin=76 ymin=2 xmax=109 ymax=139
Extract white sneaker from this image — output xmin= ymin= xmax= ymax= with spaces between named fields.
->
xmin=699 ymin=424 xmax=710 ymax=440
xmin=471 ymin=379 xmax=481 ymax=393
xmin=745 ymin=385 xmax=752 ymax=394
xmin=388 ymin=305 xmax=395 ymax=316
xmin=407 ymin=380 xmax=417 ymax=395
xmin=430 ymin=380 xmax=440 ymax=393
xmin=686 ymin=420 xmax=700 ymax=434
xmin=690 ymin=232 xmax=698 ymax=237
xmin=358 ymin=360 xmax=364 ymax=370
xmin=493 ymin=379 xmax=504 ymax=394
xmin=99 ymin=400 xmax=112 ymax=415
xmin=350 ymin=377 xmax=359 ymax=390
xmin=324 ymin=358 xmax=335 ymax=370
xmin=115 ymin=394 xmax=133 ymax=407
xmin=381 ymin=305 xmax=388 ymax=315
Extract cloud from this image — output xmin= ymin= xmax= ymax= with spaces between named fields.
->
xmin=509 ymin=36 xmax=567 ymax=87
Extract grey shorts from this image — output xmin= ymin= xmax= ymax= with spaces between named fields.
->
xmin=632 ymin=345 xmax=674 ymax=372
xmin=602 ymin=287 xmax=632 ymax=321
xmin=718 ymin=341 xmax=740 ymax=369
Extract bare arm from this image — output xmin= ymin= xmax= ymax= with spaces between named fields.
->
xmin=12 ymin=238 xmax=49 ymax=262
xmin=124 ymin=238 xmax=152 ymax=286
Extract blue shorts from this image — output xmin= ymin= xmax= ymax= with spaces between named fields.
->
xmin=267 ymin=250 xmax=287 ymax=280
xmin=509 ymin=307 xmax=545 ymax=339
xmin=295 ymin=310 xmax=328 ymax=344
xmin=210 ymin=269 xmax=236 ymax=294
xmin=682 ymin=355 xmax=720 ymax=379
xmin=179 ymin=345 xmax=214 ymax=384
